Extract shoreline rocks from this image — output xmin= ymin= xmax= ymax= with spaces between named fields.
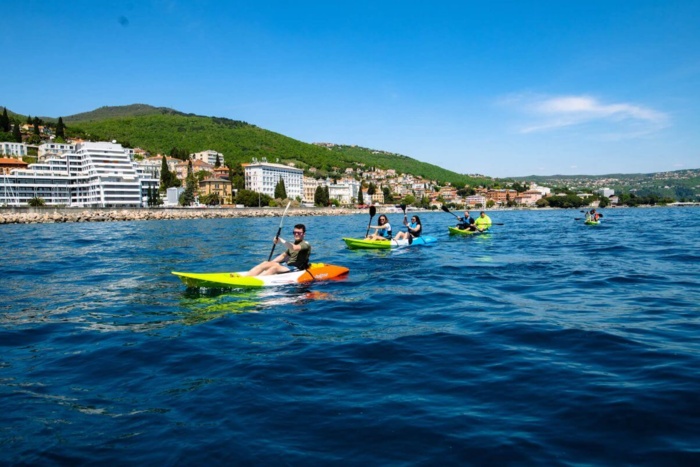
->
xmin=0 ymin=207 xmax=364 ymax=224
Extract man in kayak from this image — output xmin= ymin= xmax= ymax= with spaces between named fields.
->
xmin=474 ymin=211 xmax=492 ymax=232
xmin=242 ymin=224 xmax=311 ymax=276
xmin=456 ymin=210 xmax=476 ymax=230
xmin=366 ymin=214 xmax=392 ymax=240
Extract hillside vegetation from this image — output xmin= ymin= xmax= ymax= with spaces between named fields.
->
xmin=57 ymin=105 xmax=489 ymax=186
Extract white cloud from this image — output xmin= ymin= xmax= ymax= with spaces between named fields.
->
xmin=501 ymin=94 xmax=669 ymax=137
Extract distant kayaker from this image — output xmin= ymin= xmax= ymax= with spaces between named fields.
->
xmin=366 ymin=214 xmax=392 ymax=240
xmin=395 ymin=215 xmax=422 ymax=241
xmin=585 ymin=209 xmax=601 ymax=222
xmin=242 ymin=224 xmax=311 ymax=276
xmin=456 ymin=210 xmax=476 ymax=230
xmin=474 ymin=211 xmax=492 ymax=232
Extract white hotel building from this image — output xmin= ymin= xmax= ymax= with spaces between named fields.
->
xmin=244 ymin=162 xmax=303 ymax=200
xmin=0 ymin=141 xmax=158 ymax=207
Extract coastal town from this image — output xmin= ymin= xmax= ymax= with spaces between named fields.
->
xmin=0 ymin=122 xmax=615 ymax=213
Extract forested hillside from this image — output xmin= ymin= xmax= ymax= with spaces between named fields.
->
xmin=57 ymin=105 xmax=487 ymax=185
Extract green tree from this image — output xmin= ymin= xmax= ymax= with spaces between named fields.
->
xmin=401 ymin=194 xmax=416 ymax=206
xmin=357 ymin=187 xmax=364 ymax=205
xmin=28 ymin=197 xmax=46 ymax=207
xmin=180 ymin=171 xmax=197 ymax=206
xmin=236 ymin=189 xmax=271 ymax=207
xmin=33 ymin=117 xmax=40 ymax=136
xmin=314 ymin=186 xmax=325 ymax=206
xmin=274 ymin=177 xmax=287 ymax=199
xmin=0 ymin=108 xmax=9 ymax=132
xmin=56 ymin=117 xmax=66 ymax=139
xmin=214 ymin=153 xmax=221 ymax=168
xmin=160 ymin=155 xmax=174 ymax=191
xmin=382 ymin=186 xmax=391 ymax=203
xmin=12 ymin=121 xmax=22 ymax=142
xmin=367 ymin=182 xmax=376 ymax=195
xmin=229 ymin=162 xmax=245 ymax=190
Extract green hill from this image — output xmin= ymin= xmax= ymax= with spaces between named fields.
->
xmin=54 ymin=105 xmax=489 ymax=186
xmin=63 ymin=103 xmax=184 ymax=122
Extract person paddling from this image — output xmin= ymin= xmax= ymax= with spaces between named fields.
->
xmin=456 ymin=210 xmax=476 ymax=231
xmin=242 ymin=224 xmax=311 ymax=276
xmin=366 ymin=214 xmax=392 ymax=240
xmin=585 ymin=209 xmax=601 ymax=222
xmin=395 ymin=215 xmax=422 ymax=241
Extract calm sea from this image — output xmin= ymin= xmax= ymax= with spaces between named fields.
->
xmin=2 ymin=207 xmax=699 ymax=465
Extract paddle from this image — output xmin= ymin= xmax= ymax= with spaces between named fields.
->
xmin=441 ymin=205 xmax=460 ymax=218
xmin=364 ymin=205 xmax=377 ymax=237
xmin=267 ymin=201 xmax=292 ymax=261
xmin=400 ymin=204 xmax=414 ymax=244
xmin=441 ymin=205 xmax=504 ymax=225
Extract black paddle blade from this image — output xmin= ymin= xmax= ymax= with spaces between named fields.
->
xmin=441 ymin=205 xmax=451 ymax=213
xmin=400 ymin=204 xmax=406 ymax=213
xmin=369 ymin=206 xmax=376 ymax=217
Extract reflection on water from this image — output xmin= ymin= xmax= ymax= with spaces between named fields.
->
xmin=179 ymin=285 xmax=337 ymax=324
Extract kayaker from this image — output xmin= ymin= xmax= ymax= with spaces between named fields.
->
xmin=366 ymin=214 xmax=392 ymax=240
xmin=395 ymin=215 xmax=422 ymax=240
xmin=474 ymin=211 xmax=492 ymax=232
xmin=456 ymin=210 xmax=476 ymax=230
xmin=242 ymin=224 xmax=311 ymax=276
xmin=586 ymin=209 xmax=600 ymax=222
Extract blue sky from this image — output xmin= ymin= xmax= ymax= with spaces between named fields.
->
xmin=3 ymin=0 xmax=699 ymax=178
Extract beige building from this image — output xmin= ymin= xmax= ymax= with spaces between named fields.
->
xmin=199 ymin=177 xmax=233 ymax=204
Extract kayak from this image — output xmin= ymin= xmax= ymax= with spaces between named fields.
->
xmin=448 ymin=226 xmax=489 ymax=235
xmin=172 ymin=263 xmax=349 ymax=288
xmin=584 ymin=220 xmax=601 ymax=225
xmin=343 ymin=236 xmax=437 ymax=250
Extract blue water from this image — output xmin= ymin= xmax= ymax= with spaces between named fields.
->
xmin=2 ymin=207 xmax=699 ymax=465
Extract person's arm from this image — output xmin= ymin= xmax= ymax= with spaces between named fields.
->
xmin=276 ymin=237 xmax=304 ymax=252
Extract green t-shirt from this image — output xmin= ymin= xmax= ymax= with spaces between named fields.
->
xmin=286 ymin=240 xmax=311 ymax=269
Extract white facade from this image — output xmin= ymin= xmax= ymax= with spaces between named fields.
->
xmin=328 ymin=179 xmax=360 ymax=205
xmin=0 ymin=142 xmax=28 ymax=158
xmin=0 ymin=141 xmax=158 ymax=207
xmin=598 ymin=187 xmax=615 ymax=198
xmin=38 ymin=142 xmax=75 ymax=161
xmin=191 ymin=150 xmax=223 ymax=166
xmin=244 ymin=162 xmax=303 ymax=200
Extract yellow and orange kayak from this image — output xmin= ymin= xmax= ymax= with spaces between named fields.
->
xmin=172 ymin=263 xmax=349 ymax=288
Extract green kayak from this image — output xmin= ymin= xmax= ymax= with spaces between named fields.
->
xmin=448 ymin=226 xmax=489 ymax=235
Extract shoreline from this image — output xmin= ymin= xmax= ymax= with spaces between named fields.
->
xmin=0 ymin=206 xmax=364 ymax=224
xmin=1 ymin=204 xmax=693 ymax=225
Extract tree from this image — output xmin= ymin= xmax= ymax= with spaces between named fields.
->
xmin=55 ymin=117 xmax=65 ymax=139
xmin=28 ymin=197 xmax=46 ymax=207
xmin=0 ymin=108 xmax=9 ymax=132
xmin=229 ymin=162 xmax=245 ymax=190
xmin=274 ymin=177 xmax=287 ymax=199
xmin=367 ymin=182 xmax=376 ymax=195
xmin=12 ymin=120 xmax=22 ymax=142
xmin=357 ymin=187 xmax=364 ymax=205
xmin=180 ymin=171 xmax=197 ymax=206
xmin=382 ymin=186 xmax=391 ymax=203
xmin=214 ymin=153 xmax=221 ymax=168
xmin=159 ymin=155 xmax=177 ymax=191
xmin=236 ymin=189 xmax=271 ymax=207
xmin=33 ymin=117 xmax=40 ymax=136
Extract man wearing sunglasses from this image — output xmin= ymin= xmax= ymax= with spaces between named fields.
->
xmin=242 ymin=224 xmax=311 ymax=276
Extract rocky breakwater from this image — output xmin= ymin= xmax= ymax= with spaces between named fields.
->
xmin=0 ymin=207 xmax=359 ymax=224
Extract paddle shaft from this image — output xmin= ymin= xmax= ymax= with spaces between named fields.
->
xmin=268 ymin=201 xmax=292 ymax=261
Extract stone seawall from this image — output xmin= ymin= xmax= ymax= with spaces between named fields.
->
xmin=0 ymin=207 xmax=362 ymax=224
